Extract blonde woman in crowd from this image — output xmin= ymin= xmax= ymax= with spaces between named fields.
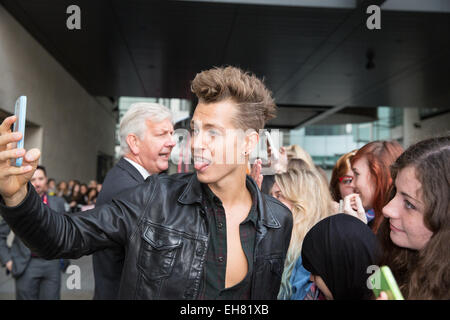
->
xmin=286 ymin=158 xmax=310 ymax=172
xmin=286 ymin=145 xmax=329 ymax=186
xmin=272 ymin=168 xmax=336 ymax=300
xmin=285 ymin=144 xmax=315 ymax=168
xmin=264 ymin=144 xmax=314 ymax=175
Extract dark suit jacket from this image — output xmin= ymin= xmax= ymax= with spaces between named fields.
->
xmin=0 ymin=194 xmax=66 ymax=278
xmin=93 ymin=157 xmax=146 ymax=299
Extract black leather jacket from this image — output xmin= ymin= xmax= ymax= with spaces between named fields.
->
xmin=0 ymin=173 xmax=293 ymax=299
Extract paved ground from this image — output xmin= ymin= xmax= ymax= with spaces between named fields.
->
xmin=0 ymin=255 xmax=95 ymax=300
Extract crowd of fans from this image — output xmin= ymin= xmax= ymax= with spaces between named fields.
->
xmin=251 ymin=136 xmax=449 ymax=300
xmin=47 ymin=179 xmax=102 ymax=212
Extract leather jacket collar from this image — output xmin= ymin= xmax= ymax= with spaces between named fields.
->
xmin=177 ymin=173 xmax=281 ymax=229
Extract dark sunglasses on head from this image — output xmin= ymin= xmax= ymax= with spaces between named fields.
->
xmin=338 ymin=176 xmax=353 ymax=185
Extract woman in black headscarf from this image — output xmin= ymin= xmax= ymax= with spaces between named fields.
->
xmin=301 ymin=214 xmax=380 ymax=300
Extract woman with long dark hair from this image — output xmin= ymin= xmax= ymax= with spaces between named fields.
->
xmin=377 ymin=136 xmax=450 ymax=300
xmin=69 ymin=181 xmax=83 ymax=212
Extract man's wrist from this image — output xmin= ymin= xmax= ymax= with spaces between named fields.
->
xmin=4 ymin=185 xmax=28 ymax=207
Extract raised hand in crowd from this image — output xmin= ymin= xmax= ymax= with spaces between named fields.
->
xmin=5 ymin=259 xmax=12 ymax=272
xmin=268 ymin=145 xmax=287 ymax=174
xmin=343 ymin=193 xmax=367 ymax=224
xmin=250 ymin=158 xmax=263 ymax=189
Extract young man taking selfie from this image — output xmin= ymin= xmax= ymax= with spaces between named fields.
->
xmin=0 ymin=66 xmax=293 ymax=299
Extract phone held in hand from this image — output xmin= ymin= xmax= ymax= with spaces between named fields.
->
xmin=12 ymin=96 xmax=27 ymax=167
xmin=369 ymin=266 xmax=404 ymax=300
xmin=257 ymin=131 xmax=279 ymax=175
xmin=265 ymin=131 xmax=279 ymax=161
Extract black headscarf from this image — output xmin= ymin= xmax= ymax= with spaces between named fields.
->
xmin=261 ymin=174 xmax=275 ymax=195
xmin=301 ymin=214 xmax=380 ymax=300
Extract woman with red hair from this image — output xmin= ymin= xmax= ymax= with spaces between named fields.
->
xmin=329 ymin=150 xmax=358 ymax=202
xmin=345 ymin=141 xmax=404 ymax=233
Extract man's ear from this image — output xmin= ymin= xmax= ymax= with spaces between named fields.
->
xmin=244 ymin=130 xmax=259 ymax=156
xmin=126 ymin=134 xmax=140 ymax=155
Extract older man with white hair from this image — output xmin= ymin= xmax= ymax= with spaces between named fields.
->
xmin=93 ymin=102 xmax=175 ymax=299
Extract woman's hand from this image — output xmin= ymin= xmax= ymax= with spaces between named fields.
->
xmin=269 ymin=146 xmax=287 ymax=174
xmin=376 ymin=291 xmax=389 ymax=300
xmin=5 ymin=260 xmax=13 ymax=272
xmin=343 ymin=193 xmax=367 ymax=224
xmin=250 ymin=158 xmax=263 ymax=189
xmin=333 ymin=201 xmax=340 ymax=213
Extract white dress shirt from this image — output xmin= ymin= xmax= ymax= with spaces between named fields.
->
xmin=124 ymin=157 xmax=151 ymax=180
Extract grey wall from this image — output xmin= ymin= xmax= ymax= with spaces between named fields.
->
xmin=0 ymin=5 xmax=116 ymax=183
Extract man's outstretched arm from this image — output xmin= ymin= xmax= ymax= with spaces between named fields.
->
xmin=0 ymin=116 xmax=153 ymax=259
xmin=0 ymin=181 xmax=153 ymax=259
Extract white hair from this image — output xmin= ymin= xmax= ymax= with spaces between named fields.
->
xmin=119 ymin=102 xmax=173 ymax=156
